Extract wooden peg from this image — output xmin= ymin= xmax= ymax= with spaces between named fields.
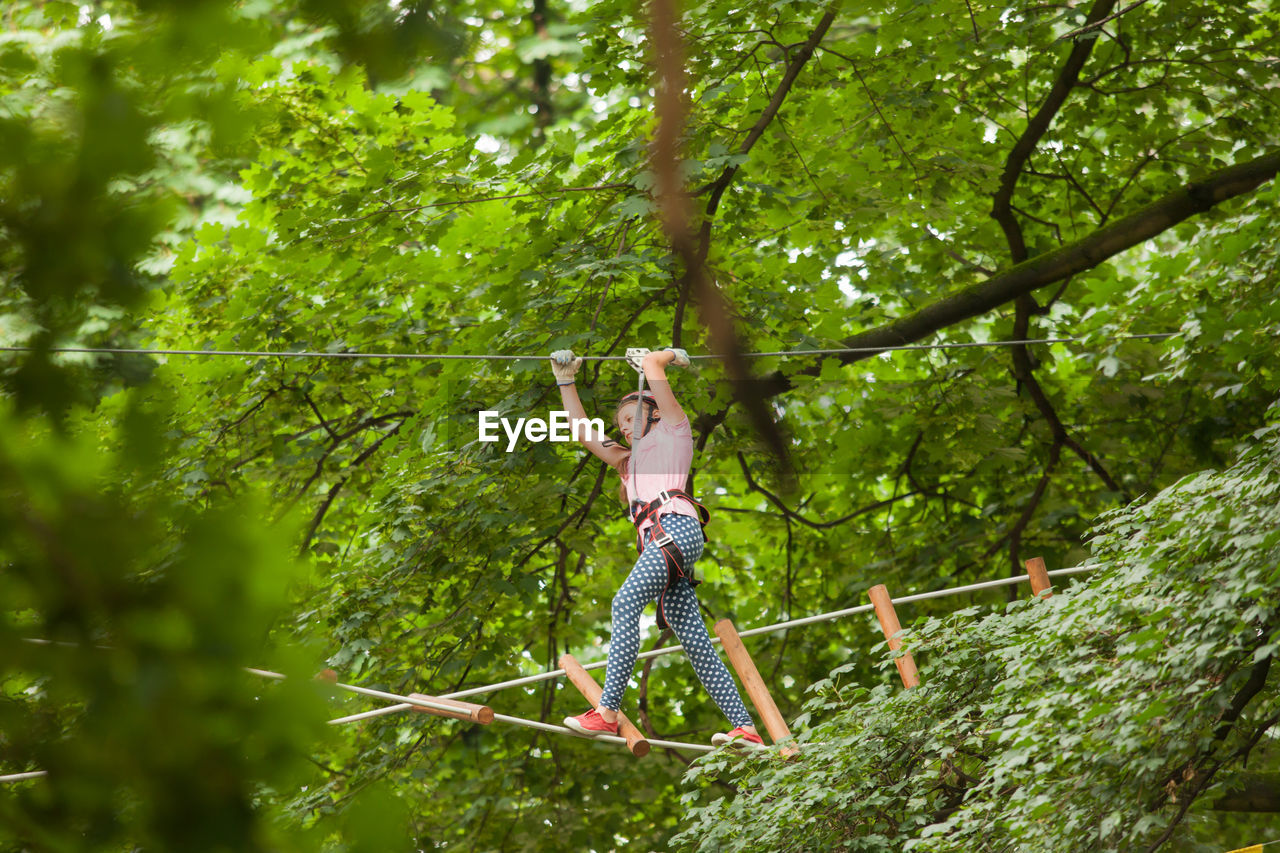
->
xmin=715 ymin=619 xmax=796 ymax=755
xmin=558 ymin=654 xmax=650 ymax=757
xmin=406 ymin=694 xmax=494 ymax=724
xmin=1024 ymin=556 xmax=1052 ymax=598
xmin=868 ymin=584 xmax=920 ymax=689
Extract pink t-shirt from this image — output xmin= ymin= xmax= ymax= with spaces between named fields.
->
xmin=621 ymin=414 xmax=700 ymax=538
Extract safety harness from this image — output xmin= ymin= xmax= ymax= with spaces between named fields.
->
xmin=629 ymin=488 xmax=711 ymax=631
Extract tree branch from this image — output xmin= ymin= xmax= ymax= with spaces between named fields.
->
xmin=300 ymin=388 xmax=340 ymax=441
xmin=1058 ymin=0 xmax=1151 ymax=41
xmin=697 ymin=8 xmax=838 ymax=256
xmin=1010 ymin=298 xmax=1129 ymax=500
xmin=1214 ymin=770 xmax=1280 ymax=812
xmin=736 ymin=451 xmax=922 ymax=530
xmin=284 ymin=410 xmax=415 ymax=513
xmin=847 ymin=55 xmax=919 ymax=178
xmin=1144 ymin=655 xmax=1274 ymax=849
xmin=301 ymin=419 xmax=407 ymax=551
xmin=829 ymin=149 xmax=1280 ymax=369
xmin=329 ymin=183 xmax=632 ymax=224
xmin=529 ymin=0 xmax=554 ymax=145
xmin=590 ymin=221 xmax=631 ymax=332
xmin=992 ymin=0 xmax=1118 ymax=261
xmin=685 ymin=150 xmax=1280 ymax=451
xmin=512 ymin=461 xmax=609 ymax=572
xmin=649 ymin=0 xmax=827 ymax=478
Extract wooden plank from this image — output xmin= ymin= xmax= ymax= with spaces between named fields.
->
xmin=1024 ymin=556 xmax=1052 ymax=598
xmin=407 ymin=693 xmax=494 ymax=724
xmin=558 ymin=654 xmax=650 ymax=757
xmin=868 ymin=584 xmax=920 ymax=689
xmin=715 ymin=619 xmax=796 ymax=755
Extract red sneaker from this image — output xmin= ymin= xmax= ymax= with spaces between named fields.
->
xmin=711 ymin=727 xmax=765 ymax=748
xmin=564 ymin=708 xmax=619 ymax=737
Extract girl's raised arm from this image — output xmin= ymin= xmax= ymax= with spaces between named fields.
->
xmin=550 ymin=351 xmax=629 ymax=467
xmin=641 ymin=348 xmax=688 ymax=425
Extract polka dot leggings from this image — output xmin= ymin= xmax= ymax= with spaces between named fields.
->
xmin=599 ymin=514 xmax=754 ymax=728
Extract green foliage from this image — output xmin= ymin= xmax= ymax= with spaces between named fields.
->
xmin=2 ymin=0 xmax=1280 ymax=849
xmin=0 ymin=396 xmax=336 ymax=851
xmin=676 ymin=405 xmax=1280 ymax=851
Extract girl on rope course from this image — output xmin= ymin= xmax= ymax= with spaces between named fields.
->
xmin=549 ymin=346 xmax=763 ymax=748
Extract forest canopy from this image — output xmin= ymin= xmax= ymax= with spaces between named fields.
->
xmin=1 ymin=0 xmax=1278 ymax=850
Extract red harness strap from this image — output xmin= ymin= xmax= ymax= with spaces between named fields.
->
xmin=629 ymin=489 xmax=711 ymax=631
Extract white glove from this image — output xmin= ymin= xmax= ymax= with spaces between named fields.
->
xmin=550 ymin=350 xmax=582 ymax=384
xmin=625 ymin=347 xmax=651 ymax=374
xmin=664 ymin=347 xmax=690 ymax=368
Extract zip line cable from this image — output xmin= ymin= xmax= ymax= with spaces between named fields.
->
xmin=3 ymin=565 xmax=1097 ymax=779
xmin=0 ymin=333 xmax=1179 ymax=363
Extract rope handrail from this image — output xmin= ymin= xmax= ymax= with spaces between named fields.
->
xmin=319 ymin=567 xmax=1096 ymax=725
xmin=432 ymin=566 xmax=1097 ymax=702
xmin=0 ymin=333 xmax=1177 ymax=363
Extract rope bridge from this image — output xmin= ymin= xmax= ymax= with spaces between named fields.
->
xmin=3 ymin=562 xmax=1092 ymax=776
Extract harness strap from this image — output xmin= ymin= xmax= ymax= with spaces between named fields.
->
xmin=632 ymin=371 xmax=648 ymax=441
xmin=629 ymin=488 xmax=710 ymax=539
xmin=630 ymin=489 xmax=711 ymax=631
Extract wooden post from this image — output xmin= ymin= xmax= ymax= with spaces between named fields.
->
xmin=867 ymin=584 xmax=920 ymax=689
xmin=558 ymin=654 xmax=650 ymax=757
xmin=407 ymin=694 xmax=494 ymax=725
xmin=1024 ymin=556 xmax=1052 ymax=599
xmin=714 ymin=619 xmax=795 ymax=754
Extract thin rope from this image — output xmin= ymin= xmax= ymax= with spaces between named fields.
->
xmin=695 ymin=333 xmax=1178 ymax=359
xmin=0 ymin=333 xmax=1177 ymax=363
xmin=0 ymin=771 xmax=48 ymax=783
xmin=0 ymin=347 xmax=592 ymax=361
xmin=489 ymin=712 xmax=714 ymax=753
xmin=329 ymin=703 xmax=416 ymax=725
xmin=244 ymin=668 xmax=713 ymax=752
xmin=633 ymin=368 xmax=649 ymax=441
